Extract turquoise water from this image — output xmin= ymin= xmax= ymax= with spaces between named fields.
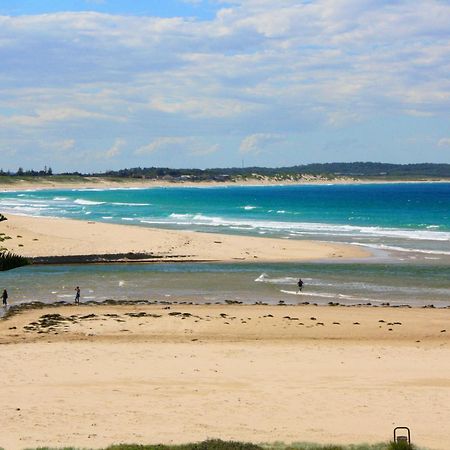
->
xmin=1 ymin=183 xmax=450 ymax=257
xmin=0 ymin=183 xmax=449 ymax=310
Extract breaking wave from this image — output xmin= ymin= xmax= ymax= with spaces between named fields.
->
xmin=74 ymin=199 xmax=105 ymax=205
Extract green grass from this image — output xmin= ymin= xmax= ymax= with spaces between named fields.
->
xmin=24 ymin=438 xmax=424 ymax=450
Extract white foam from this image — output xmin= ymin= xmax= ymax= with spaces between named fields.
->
xmin=160 ymin=213 xmax=450 ymax=243
xmin=352 ymin=242 xmax=450 ymax=256
xmin=74 ymin=199 xmax=105 ymax=205
xmin=111 ymin=202 xmax=151 ymax=206
xmin=71 ymin=187 xmax=147 ymax=192
xmin=279 ymin=289 xmax=379 ymax=303
xmin=280 ymin=289 xmax=336 ymax=298
xmin=255 ymin=273 xmax=298 ymax=284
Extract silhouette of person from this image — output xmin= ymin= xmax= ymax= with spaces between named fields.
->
xmin=297 ymin=278 xmax=304 ymax=292
xmin=75 ymin=286 xmax=80 ymax=304
xmin=2 ymin=289 xmax=8 ymax=306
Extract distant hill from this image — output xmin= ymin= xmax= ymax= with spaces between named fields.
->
xmin=279 ymin=162 xmax=450 ymax=178
xmin=2 ymin=162 xmax=450 ymax=181
xmin=93 ymin=162 xmax=450 ymax=180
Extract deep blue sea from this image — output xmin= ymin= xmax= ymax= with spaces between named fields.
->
xmin=1 ymin=183 xmax=449 ymax=309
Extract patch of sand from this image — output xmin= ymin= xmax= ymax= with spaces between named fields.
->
xmin=0 ymin=303 xmax=448 ymax=450
xmin=1 ymin=214 xmax=368 ymax=262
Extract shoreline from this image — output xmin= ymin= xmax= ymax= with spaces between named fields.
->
xmin=0 ymin=302 xmax=448 ymax=450
xmin=1 ymin=301 xmax=449 ymax=342
xmin=1 ymin=176 xmax=450 ymax=192
xmin=1 ymin=213 xmax=370 ymax=263
xmin=2 ymin=297 xmax=449 ymax=322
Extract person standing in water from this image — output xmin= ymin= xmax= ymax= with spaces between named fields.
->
xmin=297 ymin=278 xmax=304 ymax=292
xmin=2 ymin=289 xmax=8 ymax=306
xmin=75 ymin=286 xmax=80 ymax=304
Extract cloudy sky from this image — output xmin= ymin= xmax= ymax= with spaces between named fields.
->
xmin=1 ymin=0 xmax=449 ymax=172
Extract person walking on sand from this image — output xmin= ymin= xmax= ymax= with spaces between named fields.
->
xmin=75 ymin=286 xmax=80 ymax=304
xmin=2 ymin=289 xmax=8 ymax=306
xmin=297 ymin=278 xmax=304 ymax=292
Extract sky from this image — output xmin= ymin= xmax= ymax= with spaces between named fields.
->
xmin=0 ymin=0 xmax=450 ymax=172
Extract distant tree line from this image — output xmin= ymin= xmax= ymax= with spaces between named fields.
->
xmin=286 ymin=162 xmax=450 ymax=177
xmin=2 ymin=163 xmax=450 ymax=179
xmin=93 ymin=162 xmax=450 ymax=179
xmin=0 ymin=166 xmax=52 ymax=176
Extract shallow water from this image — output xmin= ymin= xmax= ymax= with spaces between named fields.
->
xmin=1 ymin=183 xmax=450 ymax=261
xmin=1 ymin=261 xmax=449 ymax=317
xmin=1 ymin=183 xmax=449 ymax=315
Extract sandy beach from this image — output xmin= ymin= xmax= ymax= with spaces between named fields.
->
xmin=1 ymin=183 xmax=448 ymax=450
xmin=2 ymin=176 xmax=446 ymax=195
xmin=1 ymin=213 xmax=368 ymax=263
xmin=0 ymin=176 xmax=359 ymax=192
xmin=0 ymin=303 xmax=448 ymax=450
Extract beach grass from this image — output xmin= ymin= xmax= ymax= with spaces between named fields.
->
xmin=0 ymin=249 xmax=29 ymax=271
xmin=23 ymin=439 xmax=423 ymax=450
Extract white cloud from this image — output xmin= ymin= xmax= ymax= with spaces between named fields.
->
xmin=104 ymin=138 xmax=125 ymax=158
xmin=135 ymin=137 xmax=191 ymax=155
xmin=135 ymin=137 xmax=220 ymax=158
xmin=438 ymin=138 xmax=450 ymax=148
xmin=190 ymin=143 xmax=220 ymax=156
xmin=0 ymin=108 xmax=116 ymax=128
xmin=1 ymin=1 xmax=450 ymax=168
xmin=239 ymin=133 xmax=284 ymax=155
xmin=40 ymin=139 xmax=76 ymax=151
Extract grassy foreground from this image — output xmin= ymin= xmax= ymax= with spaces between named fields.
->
xmin=22 ymin=438 xmax=421 ymax=450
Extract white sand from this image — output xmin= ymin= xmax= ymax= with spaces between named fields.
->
xmin=1 ymin=214 xmax=368 ymax=262
xmin=0 ymin=304 xmax=448 ymax=450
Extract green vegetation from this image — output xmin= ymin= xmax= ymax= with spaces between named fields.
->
xmin=93 ymin=162 xmax=450 ymax=180
xmin=0 ymin=214 xmax=29 ymax=271
xmin=0 ymin=174 xmax=93 ymax=184
xmin=22 ymin=438 xmax=423 ymax=450
xmin=0 ymin=249 xmax=29 ymax=271
xmin=1 ymin=162 xmax=450 ymax=185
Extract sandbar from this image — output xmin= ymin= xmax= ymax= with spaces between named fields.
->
xmin=1 ymin=213 xmax=368 ymax=263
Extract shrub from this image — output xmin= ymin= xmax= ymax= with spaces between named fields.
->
xmin=0 ymin=250 xmax=29 ymax=271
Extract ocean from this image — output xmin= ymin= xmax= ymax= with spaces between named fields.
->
xmin=1 ymin=182 xmax=449 ymax=309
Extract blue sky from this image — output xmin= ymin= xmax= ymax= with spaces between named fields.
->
xmin=1 ymin=0 xmax=450 ymax=172
xmin=0 ymin=0 xmax=221 ymax=19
